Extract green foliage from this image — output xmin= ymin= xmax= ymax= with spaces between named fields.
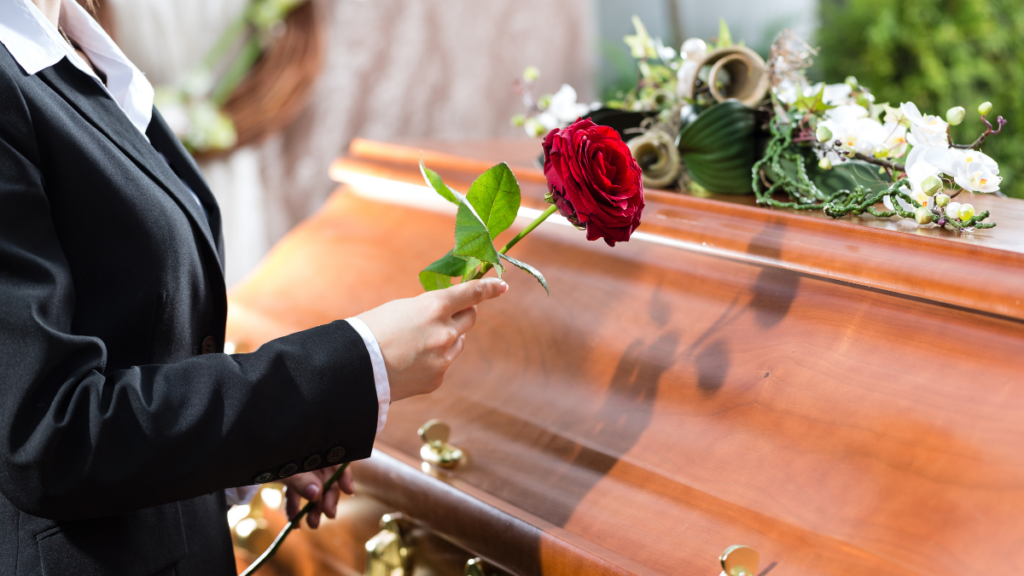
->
xmin=419 ymin=251 xmax=472 ymax=292
xmin=419 ymin=163 xmax=550 ymax=292
xmin=793 ymin=84 xmax=836 ymax=115
xmin=752 ymin=113 xmax=994 ymax=228
xmin=499 ymin=253 xmax=549 ymax=295
xmin=714 ymin=19 xmax=734 ymax=49
xmin=420 ymin=161 xmax=463 ymax=205
xmin=816 ymin=0 xmax=1024 ymax=198
xmin=466 ymin=163 xmax=520 ymax=240
xmin=677 ymin=101 xmax=759 ymax=193
xmin=453 ymin=202 xmax=502 ymax=273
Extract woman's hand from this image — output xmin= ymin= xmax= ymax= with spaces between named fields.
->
xmin=281 ymin=465 xmax=354 ymax=529
xmin=280 ymin=279 xmax=507 ymax=529
xmin=357 ymin=278 xmax=508 ymax=402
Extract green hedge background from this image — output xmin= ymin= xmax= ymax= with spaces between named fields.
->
xmin=815 ymin=0 xmax=1024 ymax=198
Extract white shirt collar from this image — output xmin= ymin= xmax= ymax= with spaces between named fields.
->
xmin=0 ymin=0 xmax=154 ymax=136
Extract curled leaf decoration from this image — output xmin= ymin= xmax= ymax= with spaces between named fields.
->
xmin=628 ymin=130 xmax=681 ymax=189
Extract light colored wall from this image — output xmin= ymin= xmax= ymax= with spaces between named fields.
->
xmin=109 ymin=0 xmax=596 ymax=287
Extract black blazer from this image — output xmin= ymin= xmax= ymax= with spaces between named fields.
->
xmin=0 ymin=45 xmax=380 ymax=575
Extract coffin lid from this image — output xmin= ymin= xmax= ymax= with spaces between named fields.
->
xmin=228 ymin=139 xmax=1024 ymax=575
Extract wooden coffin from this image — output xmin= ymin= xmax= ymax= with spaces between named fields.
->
xmin=226 ymin=138 xmax=1024 ymax=576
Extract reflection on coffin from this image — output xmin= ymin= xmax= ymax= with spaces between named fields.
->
xmin=227 ymin=138 xmax=1024 ymax=575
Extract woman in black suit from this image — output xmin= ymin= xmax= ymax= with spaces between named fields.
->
xmin=0 ymin=0 xmax=506 ymax=573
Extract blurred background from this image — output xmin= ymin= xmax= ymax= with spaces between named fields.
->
xmin=95 ymin=0 xmax=1022 ymax=287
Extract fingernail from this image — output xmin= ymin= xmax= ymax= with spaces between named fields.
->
xmin=304 ymin=485 xmax=320 ymax=500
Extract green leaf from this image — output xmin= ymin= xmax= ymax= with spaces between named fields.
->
xmin=420 ymin=160 xmax=464 ymax=205
xmin=454 ymin=202 xmax=503 ymax=275
xmin=466 ymin=163 xmax=521 ymax=240
xmin=677 ymin=101 xmax=758 ymax=193
xmin=815 ymin=160 xmax=891 ymax=195
xmin=793 ymin=84 xmax=836 ymax=116
xmin=419 ymin=251 xmax=472 ymax=291
xmin=499 ymin=253 xmax=548 ymax=295
xmin=715 ymin=19 xmax=733 ymax=49
xmin=461 ymin=257 xmax=482 ymax=283
xmin=623 ymin=15 xmax=657 ymax=59
xmin=766 ymin=152 xmax=890 ymax=196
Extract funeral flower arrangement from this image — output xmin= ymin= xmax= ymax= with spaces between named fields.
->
xmin=513 ymin=18 xmax=1008 ymax=232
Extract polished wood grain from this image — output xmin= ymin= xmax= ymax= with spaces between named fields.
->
xmin=228 ymin=139 xmax=1024 ymax=575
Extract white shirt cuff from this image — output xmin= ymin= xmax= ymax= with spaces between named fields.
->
xmin=225 ymin=485 xmax=259 ymax=507
xmin=344 ymin=317 xmax=391 ymax=435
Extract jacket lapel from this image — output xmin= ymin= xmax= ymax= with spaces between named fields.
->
xmin=146 ymin=109 xmax=226 ymax=267
xmin=36 ymin=60 xmax=224 ymax=273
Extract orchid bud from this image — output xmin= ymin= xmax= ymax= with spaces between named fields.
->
xmin=873 ymin=145 xmax=889 ymax=159
xmin=816 ymin=125 xmax=833 ymax=143
xmin=958 ymin=203 xmax=976 ymax=221
xmin=523 ymin=66 xmax=540 ymax=83
xmin=935 ymin=192 xmax=950 ymax=207
xmin=523 ymin=118 xmax=547 ymax=138
xmin=946 ymin=201 xmax=962 ymax=220
xmin=819 ymin=157 xmax=833 ymax=171
xmin=921 ymin=175 xmax=942 ymax=196
xmin=978 ymin=101 xmax=993 ymax=116
xmin=914 ymin=207 xmax=933 ymax=225
xmin=946 ymin=106 xmax=966 ymax=126
xmin=845 ymin=76 xmax=859 ymax=90
xmin=510 ymin=114 xmax=526 ymax=128
xmin=537 ymin=94 xmax=553 ymax=110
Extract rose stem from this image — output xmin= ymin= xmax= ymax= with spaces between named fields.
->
xmin=470 ymin=204 xmax=558 ymax=280
xmin=240 ymin=462 xmax=350 ymax=576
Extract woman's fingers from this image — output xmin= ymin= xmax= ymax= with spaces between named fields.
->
xmin=442 ymin=278 xmax=508 ymax=315
xmin=450 ymin=305 xmax=477 ymax=336
xmin=307 ymin=503 xmax=322 ymax=529
xmin=286 ymin=487 xmax=302 ymax=522
xmin=445 ymin=334 xmax=466 ymax=363
xmin=322 ymin=489 xmax=338 ymax=520
xmin=281 ymin=465 xmax=352 ymax=528
xmin=340 ymin=466 xmax=355 ymax=495
xmin=285 ymin=472 xmax=323 ymax=504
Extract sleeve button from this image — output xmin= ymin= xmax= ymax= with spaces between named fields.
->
xmin=253 ymin=471 xmax=274 ymax=484
xmin=201 ymin=336 xmax=216 ymax=355
xmin=326 ymin=446 xmax=346 ymax=464
xmin=303 ymin=455 xmax=322 ymax=471
xmin=278 ymin=463 xmax=298 ymax=478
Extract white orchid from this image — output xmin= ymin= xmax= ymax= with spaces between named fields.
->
xmin=904 ymin=145 xmax=1002 ymax=194
xmin=955 ymin=149 xmax=999 ymax=175
xmin=906 ymin=144 xmax=956 ymax=175
xmin=818 ymin=105 xmax=907 ymax=160
xmin=954 ymin=160 xmax=1002 ymax=193
xmin=820 ymin=82 xmax=870 ymax=106
xmin=654 ymin=38 xmax=678 ymax=67
xmin=773 ymin=81 xmax=868 ymax=107
xmin=530 ymin=84 xmax=597 ymax=135
xmin=885 ymin=160 xmax=941 ymax=211
xmin=900 ymin=102 xmax=949 ymax=148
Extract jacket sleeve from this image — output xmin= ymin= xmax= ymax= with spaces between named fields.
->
xmin=0 ymin=71 xmax=380 ymax=522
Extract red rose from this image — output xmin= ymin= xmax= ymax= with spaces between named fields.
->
xmin=542 ymin=118 xmax=645 ymax=246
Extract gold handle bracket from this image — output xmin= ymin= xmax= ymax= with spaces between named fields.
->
xmin=365 ymin=513 xmax=410 ymax=576
xmin=464 ymin=557 xmax=487 ymax=576
xmin=720 ymin=544 xmax=759 ymax=576
xmin=418 ymin=419 xmax=464 ymax=469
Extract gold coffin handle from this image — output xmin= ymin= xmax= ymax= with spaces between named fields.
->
xmin=720 ymin=545 xmax=759 ymax=576
xmin=419 ymin=419 xmax=464 ymax=468
xmin=464 ymin=557 xmax=487 ymax=576
xmin=365 ymin=513 xmax=410 ymax=576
